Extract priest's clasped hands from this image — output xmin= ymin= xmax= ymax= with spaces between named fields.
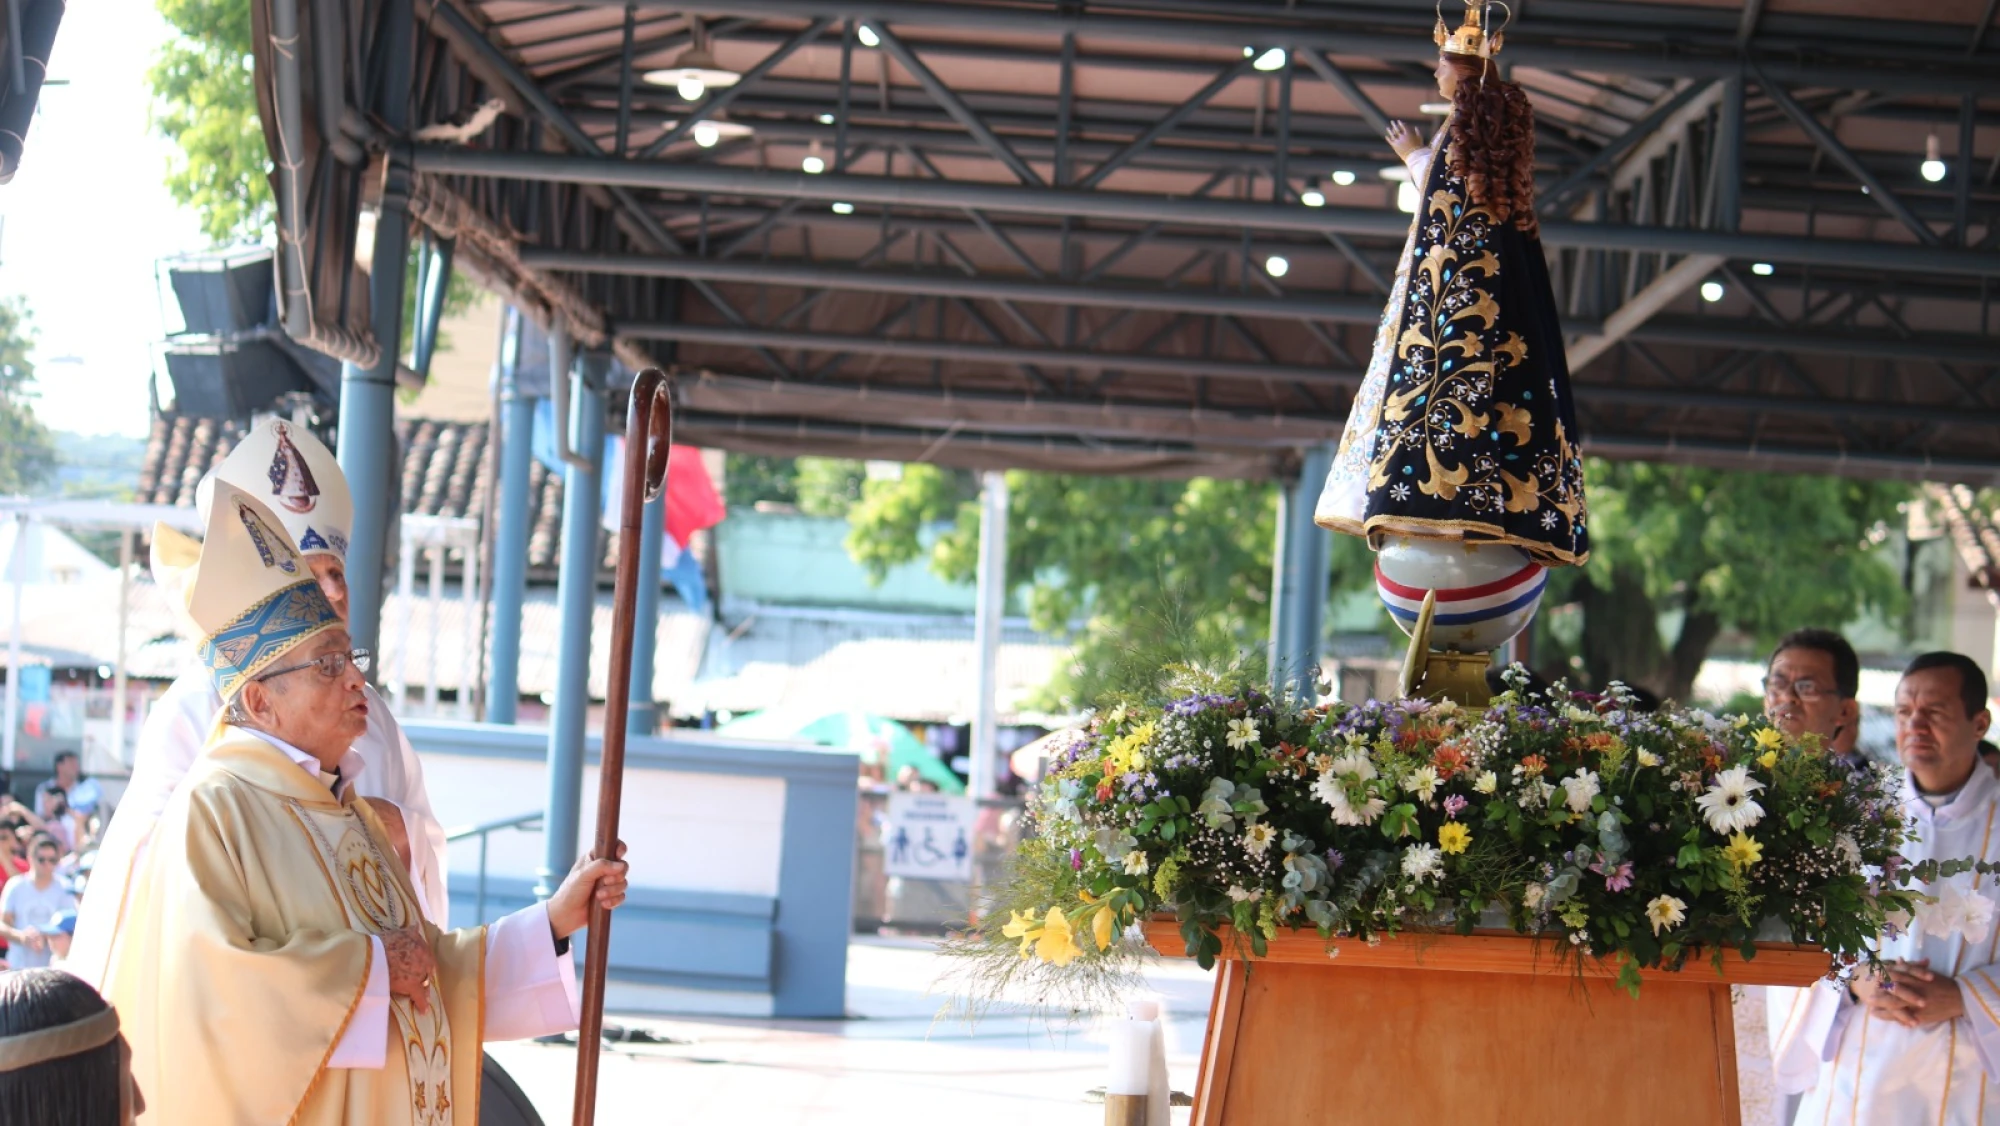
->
xmin=382 ymin=842 xmax=632 ymax=1014
xmin=1851 ymin=958 xmax=1967 ymax=1028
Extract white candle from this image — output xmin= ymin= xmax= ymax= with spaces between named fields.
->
xmin=1107 ymin=1015 xmax=1153 ymax=1097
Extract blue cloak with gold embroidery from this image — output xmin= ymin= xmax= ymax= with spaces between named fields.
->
xmin=1329 ymin=128 xmax=1589 ymax=569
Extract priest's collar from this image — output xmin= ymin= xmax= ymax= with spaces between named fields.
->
xmin=237 ymin=727 xmax=365 ymax=799
xmin=1901 ymin=757 xmax=1999 ymax=825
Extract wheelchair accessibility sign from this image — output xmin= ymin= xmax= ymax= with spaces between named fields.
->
xmin=884 ymin=793 xmax=975 ymax=882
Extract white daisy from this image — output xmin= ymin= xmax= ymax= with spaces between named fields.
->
xmin=1694 ymin=767 xmax=1766 ymax=834
xmin=1472 ymin=770 xmax=1499 ymax=794
xmin=1123 ymin=850 xmax=1150 ymax=876
xmin=1645 ymin=895 xmax=1687 ymax=935
xmin=1225 ymin=717 xmax=1260 ymax=751
xmin=1243 ymin=822 xmax=1277 ymax=858
xmin=1403 ymin=766 xmax=1441 ymax=804
xmin=1402 ymin=843 xmax=1444 ymax=884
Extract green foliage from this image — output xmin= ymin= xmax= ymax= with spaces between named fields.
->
xmin=723 ymin=454 xmax=801 ymax=508
xmin=1540 ymin=460 xmax=1911 ymax=700
xmin=0 ymin=297 xmax=55 ymax=495
xmin=151 ymin=0 xmax=267 ymax=245
xmin=794 ymin=458 xmax=868 ymax=517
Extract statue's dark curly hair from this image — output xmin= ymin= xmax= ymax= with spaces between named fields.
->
xmin=1442 ymin=53 xmax=1538 ymax=235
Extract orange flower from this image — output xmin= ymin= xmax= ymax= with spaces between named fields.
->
xmin=1520 ymin=754 xmax=1548 ymax=776
xmin=1432 ymin=743 xmax=1469 ymax=779
xmin=1095 ymin=779 xmax=1115 ymax=802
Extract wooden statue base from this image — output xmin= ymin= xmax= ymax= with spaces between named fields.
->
xmin=1145 ymin=922 xmax=1827 ymax=1126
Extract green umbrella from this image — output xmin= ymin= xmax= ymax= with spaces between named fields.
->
xmin=716 ymin=708 xmax=966 ymax=795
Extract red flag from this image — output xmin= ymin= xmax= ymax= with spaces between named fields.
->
xmin=664 ymin=445 xmax=726 ymax=549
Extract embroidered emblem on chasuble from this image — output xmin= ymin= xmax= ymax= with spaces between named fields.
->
xmin=1359 ymin=139 xmax=1590 ymax=568
xmin=295 ymin=801 xmax=457 ymax=1126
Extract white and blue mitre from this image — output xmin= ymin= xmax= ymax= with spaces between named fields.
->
xmin=199 ymin=418 xmax=353 ymax=562
xmin=156 ymin=483 xmax=343 ymax=701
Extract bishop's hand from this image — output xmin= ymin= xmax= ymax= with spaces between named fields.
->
xmin=382 ymin=924 xmax=437 ymax=1015
xmin=547 ymin=841 xmax=631 ymax=940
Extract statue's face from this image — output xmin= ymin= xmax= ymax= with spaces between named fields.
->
xmin=1434 ymin=55 xmax=1458 ymax=98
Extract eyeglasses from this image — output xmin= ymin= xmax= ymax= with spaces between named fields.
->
xmin=32 ymin=853 xmax=59 ymax=866
xmin=1764 ymin=675 xmax=1833 ymax=703
xmin=256 ymin=648 xmax=372 ymax=683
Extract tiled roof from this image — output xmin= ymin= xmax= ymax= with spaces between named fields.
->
xmin=135 ymin=410 xmax=651 ymax=576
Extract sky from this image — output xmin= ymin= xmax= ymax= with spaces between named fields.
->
xmin=0 ymin=8 xmax=212 ymax=438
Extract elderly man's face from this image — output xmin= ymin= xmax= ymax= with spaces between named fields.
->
xmin=238 ymin=629 xmax=368 ymax=769
xmin=1895 ymin=666 xmax=1991 ymax=794
xmin=307 ymin=556 xmax=350 ymax=625
xmin=1765 ymin=645 xmax=1857 ymax=748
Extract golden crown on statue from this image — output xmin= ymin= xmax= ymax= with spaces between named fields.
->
xmin=1434 ymin=0 xmax=1510 ymax=58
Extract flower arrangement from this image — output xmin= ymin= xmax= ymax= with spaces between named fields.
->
xmin=951 ymin=668 xmax=1927 ymax=1002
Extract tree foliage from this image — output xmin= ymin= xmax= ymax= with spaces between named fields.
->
xmin=0 ymin=297 xmax=56 ymax=495
xmin=1538 ymin=460 xmax=1911 ymax=702
xmin=152 ymin=0 xmax=268 ymax=245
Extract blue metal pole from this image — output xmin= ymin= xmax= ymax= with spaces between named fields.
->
xmin=539 ymin=337 xmax=603 ymax=899
xmin=487 ymin=307 xmax=533 ymax=724
xmin=1270 ymin=445 xmax=1334 ymax=700
xmin=626 ymin=486 xmax=665 ymax=735
xmin=337 ymin=191 xmax=412 ymax=656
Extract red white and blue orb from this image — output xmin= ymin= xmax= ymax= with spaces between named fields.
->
xmin=1373 ymin=536 xmax=1546 ymax=654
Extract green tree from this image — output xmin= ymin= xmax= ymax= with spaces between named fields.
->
xmin=152 ymin=0 xmax=266 ymax=245
xmin=0 ymin=297 xmax=56 ymax=495
xmin=1536 ymin=460 xmax=1912 ymax=702
xmin=845 ymin=466 xmax=1376 ymax=709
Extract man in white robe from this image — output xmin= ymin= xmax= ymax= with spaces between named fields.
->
xmin=104 ymin=484 xmax=629 ymax=1124
xmin=70 ymin=420 xmax=448 ymax=991
xmin=1788 ymin=651 xmax=2000 ymax=1125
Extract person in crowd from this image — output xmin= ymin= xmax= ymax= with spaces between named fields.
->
xmin=33 ymin=752 xmax=101 ymax=820
xmin=37 ymin=790 xmax=77 ymax=858
xmin=70 ymin=420 xmax=449 ymax=993
xmin=105 ymin=484 xmax=628 ymax=1124
xmin=1785 ymin=651 xmax=2000 ymax=1122
xmin=0 ymin=968 xmax=142 ymax=1124
xmin=35 ymin=911 xmax=75 ymax=966
xmin=1763 ymin=627 xmax=1867 ymax=771
xmin=0 ymin=827 xmax=26 ymax=880
xmin=1 ymin=835 xmax=76 ymax=970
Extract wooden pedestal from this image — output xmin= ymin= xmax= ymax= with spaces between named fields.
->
xmin=1144 ymin=922 xmax=1827 ymax=1126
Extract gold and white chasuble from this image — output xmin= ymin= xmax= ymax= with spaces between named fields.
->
xmin=1786 ymin=763 xmax=2000 ymax=1125
xmin=108 ymin=731 xmax=574 ymax=1125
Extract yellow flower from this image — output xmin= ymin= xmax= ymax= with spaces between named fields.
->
xmin=1636 ymin=750 xmax=1661 ymax=768
xmin=1438 ymin=821 xmax=1472 ymax=854
xmin=1035 ymin=907 xmax=1082 ymax=965
xmin=1092 ymin=905 xmax=1118 ymax=951
xmin=1001 ymin=909 xmax=1042 ymax=958
xmin=1753 ymin=727 xmax=1784 ymax=753
xmin=1723 ymin=831 xmax=1764 ymax=872
xmin=1757 ymin=750 xmax=1779 ymax=770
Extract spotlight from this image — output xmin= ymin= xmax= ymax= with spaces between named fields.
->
xmin=831 ymin=201 xmax=855 ymax=214
xmin=1397 ymin=181 xmax=1419 ymax=213
xmin=857 ymin=23 xmax=881 ymax=47
xmin=1265 ymin=254 xmax=1290 ymax=278
xmin=1331 ymin=169 xmax=1357 ymax=187
xmin=1253 ymin=47 xmax=1287 ymax=71
xmin=1700 ymin=280 xmax=1724 ymax=303
xmin=1751 ymin=262 xmax=1775 ymax=277
xmin=1921 ymin=134 xmax=1947 ymax=183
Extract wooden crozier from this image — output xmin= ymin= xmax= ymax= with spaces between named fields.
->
xmin=1146 ymin=921 xmax=1826 ymax=1126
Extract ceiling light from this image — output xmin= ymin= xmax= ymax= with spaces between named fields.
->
xmin=641 ymin=46 xmax=741 ymax=102
xmin=1921 ymin=133 xmax=1947 ymax=183
xmin=1419 ymin=102 xmax=1451 ymax=115
xmin=831 ymin=201 xmax=855 ymax=214
xmin=1751 ymin=262 xmax=1775 ymax=276
xmin=817 ymin=113 xmax=836 ymax=125
xmin=1397 ymin=181 xmax=1419 ymax=213
xmin=1700 ymin=280 xmax=1724 ymax=303
xmin=857 ymin=23 xmax=881 ymax=47
xmin=1301 ymin=179 xmax=1326 ymax=208
xmin=802 ymin=139 xmax=826 ymax=174
xmin=1253 ymin=47 xmax=1287 ymax=71
xmin=1264 ymin=255 xmax=1290 ymax=278
xmin=687 ymin=117 xmax=750 ymax=148
xmin=1331 ymin=169 xmax=1357 ymax=187
xmin=693 ymin=120 xmax=720 ymax=148
xmin=1378 ymin=165 xmax=1411 ymax=183
xmin=1860 ymin=185 xmax=1871 ymax=195
xmin=1242 ymin=46 xmax=1256 ymax=57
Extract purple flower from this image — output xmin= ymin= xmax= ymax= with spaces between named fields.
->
xmin=1602 ymin=862 xmax=1634 ymax=892
xmin=1443 ymin=795 xmax=1469 ymax=818
xmin=1070 ymin=848 xmax=1083 ymax=871
xmin=1325 ymin=849 xmax=1345 ymax=872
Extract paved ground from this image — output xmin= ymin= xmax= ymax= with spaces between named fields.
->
xmin=491 ymin=937 xmax=1794 ymax=1125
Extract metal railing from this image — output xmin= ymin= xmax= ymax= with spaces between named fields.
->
xmin=445 ymin=810 xmax=543 ymax=924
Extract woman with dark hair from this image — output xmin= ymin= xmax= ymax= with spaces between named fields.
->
xmin=0 ymin=968 xmax=141 ymax=1124
xmin=1318 ymin=0 xmax=1588 ymax=571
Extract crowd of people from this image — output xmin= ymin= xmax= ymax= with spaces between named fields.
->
xmin=0 ymin=753 xmax=95 ymax=972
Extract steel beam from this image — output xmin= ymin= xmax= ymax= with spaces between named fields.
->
xmin=1757 ymin=71 xmax=1941 ymax=246
xmin=419 ymin=147 xmax=2000 ymax=276
xmin=521 ymin=247 xmax=1388 ymax=322
xmin=1078 ymin=56 xmax=1256 ymax=189
xmin=560 ymin=0 xmax=2000 ymax=96
xmin=873 ymin=23 xmax=1044 ymax=186
xmin=1299 ymin=51 xmax=1392 ymax=137
xmin=637 ymin=17 xmax=832 ymax=158
xmin=1567 ymin=254 xmax=1725 ymax=370
xmin=1542 ymin=80 xmax=1717 ymax=213
xmin=619 ymin=321 xmax=1362 ymax=384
